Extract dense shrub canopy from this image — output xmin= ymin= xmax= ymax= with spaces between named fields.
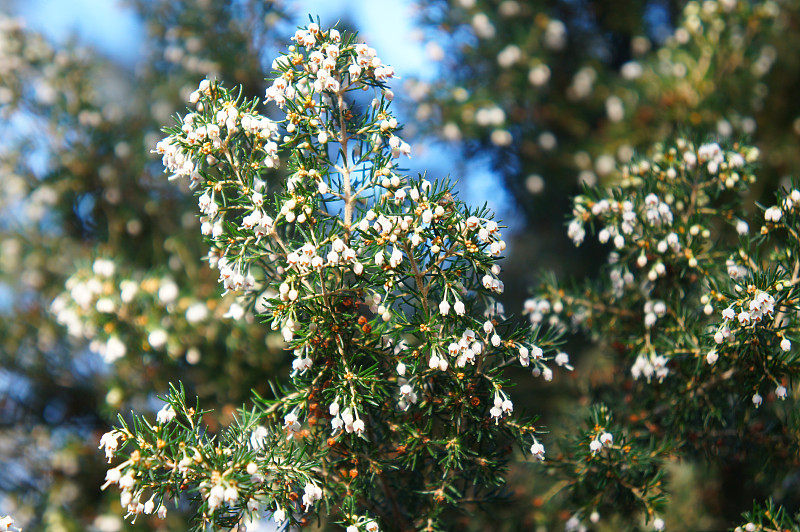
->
xmin=1 ymin=2 xmax=799 ymax=531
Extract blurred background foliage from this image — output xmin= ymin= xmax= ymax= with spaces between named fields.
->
xmin=0 ymin=0 xmax=799 ymax=530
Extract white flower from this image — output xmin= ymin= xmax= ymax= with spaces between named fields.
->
xmin=156 ymin=404 xmax=176 ymax=425
xmin=530 ymin=441 xmax=545 ymax=460
xmin=501 ymin=398 xmax=513 ymax=414
xmin=158 ymin=279 xmax=179 ymax=303
xmin=776 ymin=385 xmax=788 ymax=399
xmin=273 ymin=508 xmax=287 ymax=523
xmin=186 ymin=302 xmax=209 ymax=323
xmin=101 ymin=466 xmax=122 ymax=490
xmin=589 ymin=438 xmax=603 ymax=453
xmin=439 ymin=300 xmax=451 ymax=315
xmin=706 ymin=350 xmax=719 ymax=365
xmin=207 ymin=485 xmax=225 ymax=513
xmin=752 ymin=393 xmax=763 ymax=407
xmin=780 ymin=338 xmax=791 ymax=351
xmin=224 ymin=302 xmax=246 ymax=320
xmin=148 ymin=329 xmax=168 ymax=349
xmin=119 ymin=471 xmax=136 ymax=490
xmin=599 ymin=432 xmax=613 ymax=445
xmin=302 ymin=482 xmax=323 ymax=510
xmin=565 ymin=515 xmax=581 ymax=531
xmin=567 ymin=220 xmax=585 ymax=245
xmin=653 ymin=517 xmax=665 ymax=530
xmin=736 ymin=219 xmax=749 ymax=235
xmin=389 ymin=246 xmax=403 ymax=268
xmin=738 ymin=311 xmax=751 ymax=325
xmin=365 ymin=521 xmax=379 ymax=532
xmin=224 ymin=486 xmax=238 ymax=504
xmin=103 ymin=336 xmax=127 ymax=363
xmin=250 ymin=426 xmax=268 ymax=449
xmin=764 ymin=206 xmax=782 ymax=222
xmin=99 ymin=430 xmax=122 ymax=462
xmin=453 ymin=300 xmax=465 ymax=315
xmin=284 ymin=412 xmax=301 ymax=437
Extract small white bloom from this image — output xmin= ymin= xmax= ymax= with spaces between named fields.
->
xmin=148 ymin=329 xmax=168 ymax=349
xmin=224 ymin=486 xmax=239 ymax=504
xmin=529 ymin=441 xmax=545 ymax=460
xmin=752 ymin=393 xmax=763 ymax=407
xmin=554 ymin=352 xmax=569 ymax=366
xmin=156 ymin=404 xmax=176 ymax=425
xmin=736 ymin=219 xmax=749 ymax=235
xmin=589 ymin=439 xmax=603 ymax=453
xmin=738 ymin=311 xmax=751 ymax=325
xmin=99 ymin=431 xmax=121 ymax=462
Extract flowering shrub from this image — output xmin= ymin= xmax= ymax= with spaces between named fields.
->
xmin=411 ymin=0 xmax=800 ymax=225
xmin=7 ymin=4 xmax=798 ymax=530
xmin=101 ymin=24 xmax=565 ymax=531
xmin=525 ymin=138 xmax=800 ymax=529
xmin=538 ymin=138 xmax=798 ymax=405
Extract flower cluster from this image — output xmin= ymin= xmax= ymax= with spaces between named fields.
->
xmin=102 ymin=24 xmax=567 ymax=531
xmin=631 ymin=351 xmax=669 ymax=382
xmin=50 ymin=258 xmax=233 ymax=365
xmin=550 ymin=404 xmax=670 ymax=530
xmin=530 ymin=140 xmax=762 ymax=380
xmin=522 ymin=137 xmax=800 ymax=527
